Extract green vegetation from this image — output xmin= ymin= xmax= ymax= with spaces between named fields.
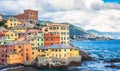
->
xmin=0 ymin=20 xmax=7 ymax=28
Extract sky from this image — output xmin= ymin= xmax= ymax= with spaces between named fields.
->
xmin=0 ymin=0 xmax=120 ymax=32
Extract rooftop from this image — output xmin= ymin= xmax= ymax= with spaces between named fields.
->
xmin=38 ymin=44 xmax=78 ymax=49
xmin=0 ymin=27 xmax=8 ymax=31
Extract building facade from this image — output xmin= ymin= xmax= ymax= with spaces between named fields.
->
xmin=44 ymin=33 xmax=60 ymax=46
xmin=5 ymin=17 xmax=22 ymax=28
xmin=5 ymin=30 xmax=18 ymax=41
xmin=14 ymin=9 xmax=38 ymax=24
xmin=42 ymin=23 xmax=70 ymax=45
xmin=38 ymin=44 xmax=79 ymax=59
xmin=7 ymin=52 xmax=21 ymax=64
xmin=36 ymin=33 xmax=44 ymax=48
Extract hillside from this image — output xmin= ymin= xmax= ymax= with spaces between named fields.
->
xmin=2 ymin=15 xmax=14 ymax=19
xmin=87 ymin=29 xmax=120 ymax=39
xmin=38 ymin=20 xmax=90 ymax=37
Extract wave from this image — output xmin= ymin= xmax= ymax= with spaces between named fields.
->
xmin=0 ymin=66 xmax=24 ymax=71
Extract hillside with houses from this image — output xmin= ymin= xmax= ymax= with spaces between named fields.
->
xmin=0 ymin=9 xmax=82 ymax=68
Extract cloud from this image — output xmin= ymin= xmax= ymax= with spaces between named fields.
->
xmin=0 ymin=0 xmax=120 ymax=32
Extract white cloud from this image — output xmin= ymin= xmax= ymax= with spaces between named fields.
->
xmin=0 ymin=0 xmax=120 ymax=32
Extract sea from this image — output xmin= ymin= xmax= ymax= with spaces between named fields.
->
xmin=1 ymin=40 xmax=120 ymax=71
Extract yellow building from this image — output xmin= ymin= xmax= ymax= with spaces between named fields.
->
xmin=38 ymin=44 xmax=80 ymax=59
xmin=7 ymin=52 xmax=21 ymax=64
xmin=5 ymin=17 xmax=22 ymax=28
xmin=5 ymin=30 xmax=18 ymax=40
xmin=11 ymin=26 xmax=26 ymax=33
xmin=42 ymin=23 xmax=70 ymax=45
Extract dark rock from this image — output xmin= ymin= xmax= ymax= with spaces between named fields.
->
xmin=105 ymin=64 xmax=120 ymax=69
xmin=79 ymin=50 xmax=92 ymax=61
xmin=104 ymin=58 xmax=120 ymax=63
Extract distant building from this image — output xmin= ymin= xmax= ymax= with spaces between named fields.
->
xmin=0 ymin=14 xmax=3 ymax=21
xmin=14 ymin=9 xmax=38 ymax=24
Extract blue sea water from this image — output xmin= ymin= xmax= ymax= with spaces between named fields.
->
xmin=1 ymin=40 xmax=120 ymax=71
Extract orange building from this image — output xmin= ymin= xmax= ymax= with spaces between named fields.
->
xmin=14 ymin=9 xmax=38 ymax=24
xmin=14 ymin=41 xmax=32 ymax=63
xmin=44 ymin=33 xmax=60 ymax=46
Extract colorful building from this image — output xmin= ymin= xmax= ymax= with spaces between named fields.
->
xmin=0 ymin=27 xmax=8 ymax=37
xmin=27 ymin=37 xmax=38 ymax=60
xmin=7 ymin=52 xmax=21 ymax=64
xmin=44 ymin=33 xmax=60 ymax=46
xmin=0 ymin=40 xmax=33 ymax=64
xmin=14 ymin=9 xmax=38 ymax=24
xmin=14 ymin=41 xmax=32 ymax=63
xmin=11 ymin=26 xmax=26 ymax=33
xmin=38 ymin=44 xmax=80 ymax=59
xmin=42 ymin=23 xmax=70 ymax=45
xmin=36 ymin=32 xmax=44 ymax=48
xmin=26 ymin=29 xmax=41 ymax=37
xmin=0 ymin=42 xmax=16 ymax=64
xmin=5 ymin=30 xmax=18 ymax=41
xmin=5 ymin=17 xmax=22 ymax=28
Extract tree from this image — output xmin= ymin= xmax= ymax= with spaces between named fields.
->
xmin=0 ymin=20 xmax=6 ymax=27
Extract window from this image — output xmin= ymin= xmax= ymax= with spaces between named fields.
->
xmin=64 ymin=37 xmax=66 ymax=40
xmin=26 ymin=49 xmax=28 ymax=51
xmin=42 ymin=49 xmax=44 ymax=52
xmin=11 ymin=34 xmax=13 ymax=36
xmin=32 ymin=48 xmax=35 ymax=50
xmin=46 ymin=38 xmax=48 ymax=41
xmin=14 ymin=23 xmax=16 ymax=26
xmin=38 ymin=43 xmax=39 ymax=46
xmin=31 ymin=39 xmax=34 ymax=41
xmin=32 ymin=52 xmax=34 ymax=55
xmin=64 ymin=49 xmax=66 ymax=51
xmin=61 ymin=37 xmax=63 ymax=40
xmin=15 ymin=34 xmax=17 ymax=36
xmin=14 ymin=49 xmax=16 ymax=51
xmin=51 ymin=38 xmax=53 ymax=41
xmin=49 ymin=27 xmax=52 ymax=30
xmin=52 ymin=49 xmax=54 ymax=51
xmin=41 ymin=43 xmax=43 ymax=46
xmin=57 ymin=27 xmax=59 ymax=30
xmin=31 ymin=43 xmax=34 ymax=46
xmin=19 ymin=46 xmax=21 ymax=48
xmin=55 ymin=49 xmax=57 ymax=51
xmin=59 ymin=49 xmax=61 ymax=52
xmin=38 ymin=49 xmax=40 ymax=52
xmin=2 ymin=59 xmax=4 ymax=62
xmin=2 ymin=54 xmax=4 ymax=57
xmin=7 ymin=55 xmax=9 ymax=57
